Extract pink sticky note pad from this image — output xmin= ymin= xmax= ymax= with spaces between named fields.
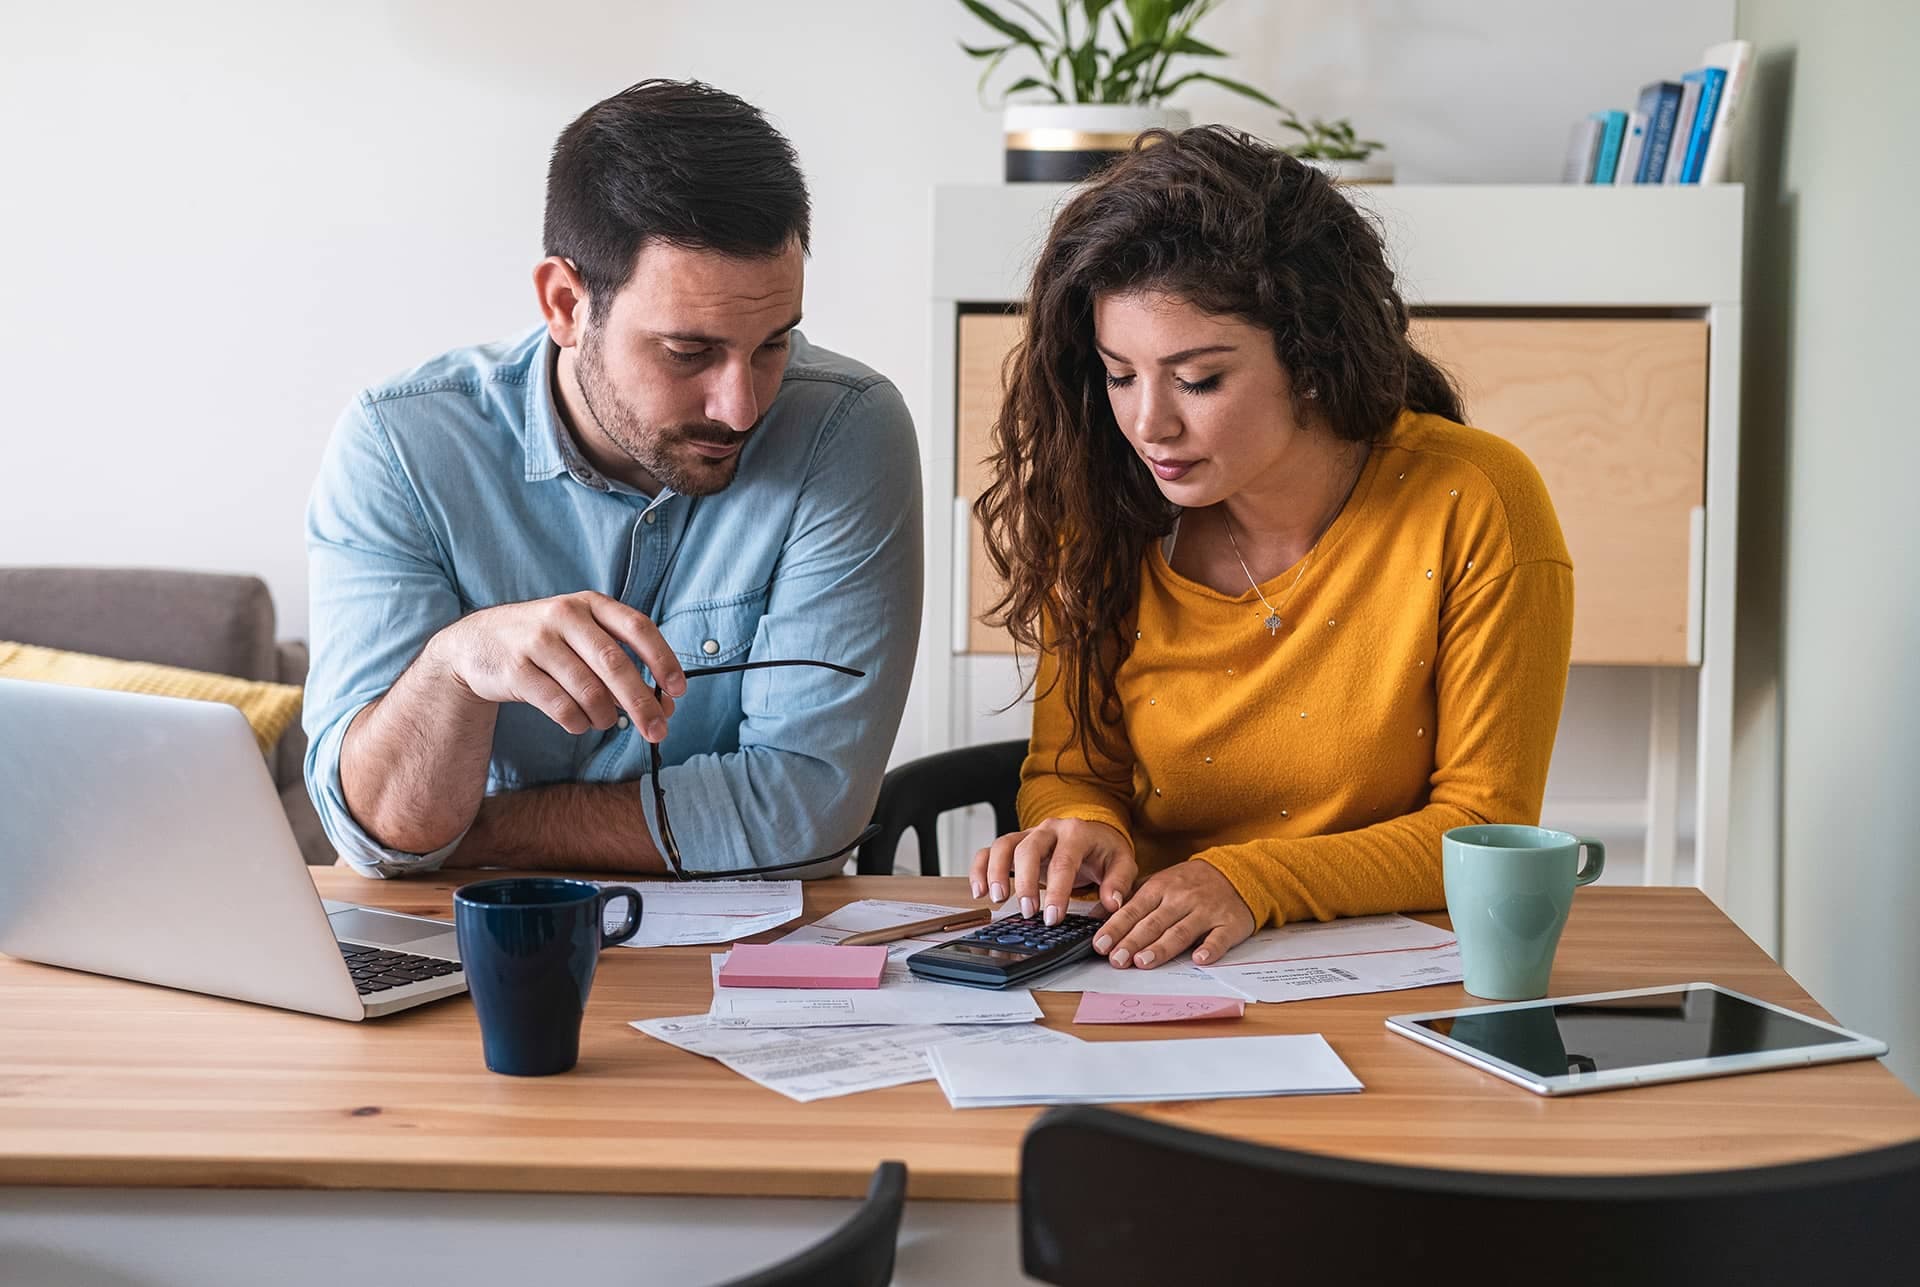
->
xmin=717 ymin=943 xmax=888 ymax=989
xmin=1072 ymin=992 xmax=1246 ymax=1024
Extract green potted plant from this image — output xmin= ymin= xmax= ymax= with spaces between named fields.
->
xmin=959 ymin=0 xmax=1278 ymax=182
xmin=1275 ymin=105 xmax=1392 ymax=183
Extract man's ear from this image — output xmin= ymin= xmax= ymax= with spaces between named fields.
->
xmin=533 ymin=256 xmax=589 ymax=348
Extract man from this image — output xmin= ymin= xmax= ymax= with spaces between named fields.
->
xmin=303 ymin=80 xmax=921 ymax=878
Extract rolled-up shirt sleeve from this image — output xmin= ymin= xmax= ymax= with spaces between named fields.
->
xmin=302 ymin=395 xmax=467 ymax=877
xmin=656 ymin=378 xmax=923 ymax=873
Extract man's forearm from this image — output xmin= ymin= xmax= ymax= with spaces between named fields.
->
xmin=340 ymin=637 xmax=499 ymax=854
xmin=444 ymin=783 xmax=668 ymax=874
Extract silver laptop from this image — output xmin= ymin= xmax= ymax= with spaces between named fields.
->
xmin=0 ymin=678 xmax=465 ymax=1020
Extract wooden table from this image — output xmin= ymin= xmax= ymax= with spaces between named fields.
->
xmin=3 ymin=874 xmax=1917 ymax=1286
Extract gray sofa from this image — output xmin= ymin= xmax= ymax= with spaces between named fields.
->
xmin=0 ymin=566 xmax=334 ymax=864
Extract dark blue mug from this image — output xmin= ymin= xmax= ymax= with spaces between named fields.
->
xmin=453 ymin=878 xmax=643 ymax=1076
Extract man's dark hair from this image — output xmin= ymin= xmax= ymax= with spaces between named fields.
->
xmin=544 ymin=79 xmax=810 ymax=320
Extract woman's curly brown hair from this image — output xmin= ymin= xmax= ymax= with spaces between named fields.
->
xmin=975 ymin=125 xmax=1462 ymax=773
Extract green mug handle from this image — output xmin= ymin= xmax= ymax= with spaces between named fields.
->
xmin=1573 ymin=839 xmax=1606 ymax=886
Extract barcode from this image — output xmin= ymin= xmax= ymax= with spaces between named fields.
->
xmin=1331 ymin=967 xmax=1358 ymax=981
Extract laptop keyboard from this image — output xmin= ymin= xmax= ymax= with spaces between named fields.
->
xmin=338 ymin=942 xmax=463 ymax=995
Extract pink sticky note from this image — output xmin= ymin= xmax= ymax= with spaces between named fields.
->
xmin=1072 ymin=992 xmax=1246 ymax=1024
xmin=717 ymin=943 xmax=888 ymax=989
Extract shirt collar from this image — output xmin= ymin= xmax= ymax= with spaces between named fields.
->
xmin=525 ymin=337 xmax=676 ymax=515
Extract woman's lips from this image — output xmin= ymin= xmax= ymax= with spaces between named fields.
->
xmin=1148 ymin=456 xmax=1197 ymax=481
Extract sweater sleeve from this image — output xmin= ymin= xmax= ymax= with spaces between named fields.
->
xmin=1016 ymin=630 xmax=1137 ymax=845
xmin=1197 ymin=557 xmax=1574 ymax=926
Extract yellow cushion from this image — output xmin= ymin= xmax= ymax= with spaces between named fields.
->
xmin=0 ymin=641 xmax=302 ymax=755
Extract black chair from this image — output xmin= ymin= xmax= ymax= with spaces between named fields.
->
xmin=1020 ymin=1106 xmax=1920 ymax=1286
xmin=857 ymin=739 xmax=1027 ymax=875
xmin=718 ymin=1161 xmax=907 ymax=1287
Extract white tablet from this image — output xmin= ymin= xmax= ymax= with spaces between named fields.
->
xmin=1387 ymin=982 xmax=1888 ymax=1096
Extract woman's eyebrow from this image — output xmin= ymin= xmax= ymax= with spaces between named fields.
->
xmin=1094 ymin=341 xmax=1238 ymax=365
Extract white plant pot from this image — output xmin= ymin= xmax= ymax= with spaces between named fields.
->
xmin=1003 ymin=104 xmax=1192 ymax=183
xmin=1300 ymin=156 xmax=1395 ymax=184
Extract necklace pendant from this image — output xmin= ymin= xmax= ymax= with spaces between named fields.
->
xmin=1264 ymin=613 xmax=1283 ymax=636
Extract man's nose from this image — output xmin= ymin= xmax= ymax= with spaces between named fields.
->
xmin=706 ymin=360 xmax=760 ymax=432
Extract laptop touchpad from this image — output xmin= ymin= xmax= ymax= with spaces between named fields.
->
xmin=329 ymin=907 xmax=452 ymax=948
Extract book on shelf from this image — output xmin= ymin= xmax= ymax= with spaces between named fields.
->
xmin=1677 ymin=67 xmax=1727 ymax=183
xmin=1561 ymin=117 xmax=1602 ymax=184
xmin=1615 ymin=110 xmax=1648 ymax=186
xmin=1634 ymin=80 xmax=1684 ymax=183
xmin=1698 ymin=39 xmax=1755 ymax=184
xmin=1588 ymin=110 xmax=1628 ymax=183
xmin=1662 ymin=76 xmax=1703 ymax=183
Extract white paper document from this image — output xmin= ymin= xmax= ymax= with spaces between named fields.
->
xmin=633 ymin=1014 xmax=1079 ymax=1102
xmin=928 ymin=1032 xmax=1363 ymax=1108
xmin=1032 ymin=954 xmax=1253 ymax=998
xmin=1195 ymin=913 xmax=1462 ymax=1002
xmin=599 ymin=879 xmax=804 ymax=948
xmin=705 ymin=954 xmax=1044 ymax=1028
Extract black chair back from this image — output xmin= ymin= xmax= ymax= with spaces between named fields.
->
xmin=1021 ymin=1106 xmax=1920 ymax=1286
xmin=719 ymin=1160 xmax=906 ymax=1287
xmin=858 ymin=739 xmax=1027 ymax=874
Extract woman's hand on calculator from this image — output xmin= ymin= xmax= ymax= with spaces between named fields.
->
xmin=970 ymin=818 xmax=1137 ymax=927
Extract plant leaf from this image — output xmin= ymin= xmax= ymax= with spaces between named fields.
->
xmin=1005 ymin=0 xmax=1062 ymax=40
xmin=1109 ymin=43 xmax=1157 ymax=76
xmin=1187 ymin=70 xmax=1280 ymax=107
xmin=960 ymin=41 xmax=1013 ymax=58
xmin=1165 ymin=34 xmax=1225 ymax=56
xmin=959 ymin=0 xmax=1047 ymax=51
xmin=1082 ymin=0 xmax=1118 ymax=22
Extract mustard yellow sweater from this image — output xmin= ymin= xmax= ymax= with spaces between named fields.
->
xmin=1018 ymin=412 xmax=1574 ymax=928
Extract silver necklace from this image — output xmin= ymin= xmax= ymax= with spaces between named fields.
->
xmin=1221 ymin=511 xmax=1311 ymax=636
xmin=1219 ymin=444 xmax=1369 ymax=638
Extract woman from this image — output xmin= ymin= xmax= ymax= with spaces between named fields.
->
xmin=969 ymin=126 xmax=1573 ymax=971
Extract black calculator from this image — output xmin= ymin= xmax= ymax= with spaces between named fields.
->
xmin=905 ymin=912 xmax=1105 ymax=989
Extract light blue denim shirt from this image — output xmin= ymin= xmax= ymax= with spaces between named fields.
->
xmin=303 ymin=326 xmax=922 ymax=877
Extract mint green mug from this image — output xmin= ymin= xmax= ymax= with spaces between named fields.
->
xmin=1442 ymin=825 xmax=1605 ymax=1001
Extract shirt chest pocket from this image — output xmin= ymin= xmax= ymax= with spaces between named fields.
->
xmin=656 ymin=584 xmax=768 ymax=672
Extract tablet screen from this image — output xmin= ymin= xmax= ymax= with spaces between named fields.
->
xmin=1409 ymin=986 xmax=1854 ymax=1078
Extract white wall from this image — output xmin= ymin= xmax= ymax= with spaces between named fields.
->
xmin=1735 ymin=0 xmax=1920 ymax=1089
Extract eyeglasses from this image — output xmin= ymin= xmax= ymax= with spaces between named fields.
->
xmin=648 ymin=658 xmax=879 ymax=881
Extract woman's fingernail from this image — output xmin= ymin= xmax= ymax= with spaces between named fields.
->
xmin=1044 ymin=905 xmax=1061 ymax=926
xmin=1108 ymin=890 xmax=1124 ymax=908
xmin=1021 ymin=897 xmax=1035 ymax=919
xmin=990 ymin=883 xmax=1006 ymax=902
xmin=1095 ymin=935 xmax=1112 ymax=953
xmin=971 ymin=880 xmax=983 ymax=899
xmin=1111 ymin=949 xmax=1130 ymax=967
xmin=1194 ymin=949 xmax=1210 ymax=964
xmin=1137 ymin=950 xmax=1155 ymax=968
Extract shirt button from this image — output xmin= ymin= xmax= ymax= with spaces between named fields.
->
xmin=643 ymin=511 xmax=657 ymax=525
xmin=701 ymin=639 xmax=719 ymax=656
xmin=616 ymin=715 xmax=630 ymax=730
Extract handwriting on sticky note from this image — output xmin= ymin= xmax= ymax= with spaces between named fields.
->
xmin=1072 ymin=992 xmax=1246 ymax=1024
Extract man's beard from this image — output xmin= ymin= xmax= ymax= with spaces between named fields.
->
xmin=575 ymin=332 xmax=748 ymax=497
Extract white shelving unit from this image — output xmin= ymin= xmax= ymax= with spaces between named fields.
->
xmin=920 ymin=183 xmax=1749 ymax=912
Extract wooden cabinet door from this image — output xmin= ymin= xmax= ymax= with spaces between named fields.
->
xmin=956 ymin=312 xmax=1024 ymax=655
xmin=956 ymin=312 xmax=1707 ymax=666
xmin=1411 ymin=317 xmax=1707 ymax=665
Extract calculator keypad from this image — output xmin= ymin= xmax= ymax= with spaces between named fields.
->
xmin=959 ymin=912 xmax=1103 ymax=957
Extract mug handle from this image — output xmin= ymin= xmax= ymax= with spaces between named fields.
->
xmin=598 ymin=886 xmax=644 ymax=948
xmin=1573 ymin=839 xmax=1606 ymax=886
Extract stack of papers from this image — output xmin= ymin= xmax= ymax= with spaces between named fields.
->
xmin=1195 ymin=913 xmax=1462 ymax=1002
xmin=704 ymin=954 xmax=1043 ymax=1028
xmin=633 ymin=1014 xmax=1079 ymax=1102
xmin=928 ymin=1033 xmax=1363 ymax=1108
xmin=601 ymin=879 xmax=804 ymax=948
